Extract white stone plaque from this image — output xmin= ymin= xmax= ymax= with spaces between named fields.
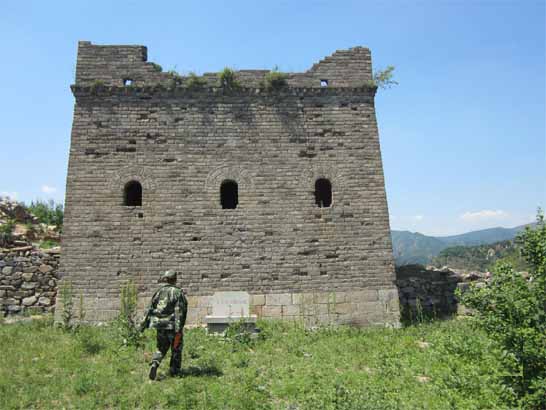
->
xmin=211 ymin=291 xmax=251 ymax=317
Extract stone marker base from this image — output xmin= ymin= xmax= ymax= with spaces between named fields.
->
xmin=204 ymin=315 xmax=258 ymax=334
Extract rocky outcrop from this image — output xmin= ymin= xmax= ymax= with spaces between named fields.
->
xmin=0 ymin=247 xmax=60 ymax=315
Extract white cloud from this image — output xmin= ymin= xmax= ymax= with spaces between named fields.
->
xmin=41 ymin=185 xmax=57 ymax=194
xmin=413 ymin=215 xmax=424 ymax=222
xmin=460 ymin=209 xmax=508 ymax=222
xmin=0 ymin=191 xmax=18 ymax=200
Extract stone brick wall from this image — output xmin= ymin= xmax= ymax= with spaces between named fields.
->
xmin=0 ymin=247 xmax=60 ymax=315
xmin=61 ymin=41 xmax=398 ymax=326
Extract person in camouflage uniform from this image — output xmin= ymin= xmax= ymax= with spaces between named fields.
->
xmin=140 ymin=270 xmax=188 ymax=380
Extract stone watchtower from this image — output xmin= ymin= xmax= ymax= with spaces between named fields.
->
xmin=61 ymin=41 xmax=399 ymax=326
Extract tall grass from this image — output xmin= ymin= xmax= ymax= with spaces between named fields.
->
xmin=0 ymin=318 xmax=514 ymax=409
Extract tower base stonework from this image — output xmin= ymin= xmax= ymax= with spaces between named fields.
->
xmin=60 ymin=41 xmax=400 ymax=327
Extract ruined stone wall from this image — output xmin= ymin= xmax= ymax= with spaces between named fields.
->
xmin=395 ymin=265 xmax=489 ymax=322
xmin=61 ymin=41 xmax=398 ymax=326
xmin=0 ymin=247 xmax=60 ymax=315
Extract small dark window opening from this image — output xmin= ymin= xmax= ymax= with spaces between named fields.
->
xmin=320 ymin=79 xmax=329 ymax=87
xmin=123 ymin=78 xmax=133 ymax=86
xmin=220 ymin=180 xmax=238 ymax=209
xmin=315 ymin=178 xmax=332 ymax=208
xmin=124 ymin=181 xmax=142 ymax=206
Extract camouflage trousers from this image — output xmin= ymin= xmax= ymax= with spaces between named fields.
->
xmin=151 ymin=329 xmax=183 ymax=374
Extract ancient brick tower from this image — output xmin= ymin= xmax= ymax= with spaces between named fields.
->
xmin=61 ymin=41 xmax=400 ymax=325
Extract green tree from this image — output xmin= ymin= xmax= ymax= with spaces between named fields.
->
xmin=460 ymin=210 xmax=546 ymax=408
xmin=27 ymin=199 xmax=64 ymax=229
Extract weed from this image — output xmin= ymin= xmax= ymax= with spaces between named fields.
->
xmin=114 ymin=280 xmax=143 ymax=347
xmin=218 ymin=67 xmax=240 ymax=89
xmin=59 ymin=280 xmax=74 ymax=330
xmin=186 ymin=72 xmax=207 ymax=89
xmin=78 ymin=293 xmax=86 ymax=322
xmin=263 ymin=66 xmax=288 ymax=90
xmin=166 ymin=70 xmax=183 ymax=89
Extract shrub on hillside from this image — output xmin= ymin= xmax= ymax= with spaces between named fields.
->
xmin=0 ymin=219 xmax=15 ymax=246
xmin=459 ymin=210 xmax=546 ymax=408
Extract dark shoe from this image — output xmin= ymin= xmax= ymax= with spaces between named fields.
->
xmin=149 ymin=362 xmax=159 ymax=380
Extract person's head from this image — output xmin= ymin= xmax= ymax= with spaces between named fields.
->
xmin=161 ymin=270 xmax=177 ymax=284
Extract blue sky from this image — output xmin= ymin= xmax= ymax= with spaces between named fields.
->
xmin=0 ymin=0 xmax=544 ymax=236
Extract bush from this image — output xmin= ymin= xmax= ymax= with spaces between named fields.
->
xmin=367 ymin=66 xmax=398 ymax=90
xmin=114 ymin=280 xmax=143 ymax=348
xmin=150 ymin=62 xmax=162 ymax=72
xmin=459 ymin=210 xmax=546 ymax=408
xmin=218 ymin=67 xmax=240 ymax=89
xmin=0 ymin=219 xmax=15 ymax=246
xmin=166 ymin=70 xmax=183 ymax=89
xmin=186 ymin=72 xmax=207 ymax=89
xmin=27 ymin=199 xmax=63 ymax=229
xmin=263 ymin=67 xmax=288 ymax=90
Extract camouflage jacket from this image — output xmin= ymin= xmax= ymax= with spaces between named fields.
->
xmin=144 ymin=284 xmax=188 ymax=331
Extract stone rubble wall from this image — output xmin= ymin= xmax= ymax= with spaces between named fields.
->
xmin=0 ymin=247 xmax=60 ymax=315
xmin=395 ymin=264 xmax=488 ymax=320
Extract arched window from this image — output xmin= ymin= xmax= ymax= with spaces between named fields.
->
xmin=220 ymin=180 xmax=238 ymax=209
xmin=314 ymin=178 xmax=332 ymax=208
xmin=124 ymin=180 xmax=142 ymax=206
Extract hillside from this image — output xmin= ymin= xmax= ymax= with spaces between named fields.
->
xmin=391 ymin=231 xmax=446 ymax=265
xmin=391 ymin=223 xmax=532 ymax=266
xmin=431 ymin=240 xmax=528 ymax=272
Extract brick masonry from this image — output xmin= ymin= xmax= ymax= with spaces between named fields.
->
xmin=60 ymin=41 xmax=400 ymax=326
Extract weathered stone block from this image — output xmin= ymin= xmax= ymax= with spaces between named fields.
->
xmin=250 ymin=294 xmax=265 ymax=306
xmin=262 ymin=305 xmax=282 ymax=317
xmin=282 ymin=304 xmax=301 ymax=316
xmin=265 ymin=293 xmax=292 ymax=306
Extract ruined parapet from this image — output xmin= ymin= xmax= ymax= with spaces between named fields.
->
xmin=61 ymin=42 xmax=398 ymax=327
xmin=74 ymin=41 xmax=374 ymax=89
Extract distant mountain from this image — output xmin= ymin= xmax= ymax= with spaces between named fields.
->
xmin=391 ymin=223 xmax=533 ymax=266
xmin=391 ymin=231 xmax=446 ymax=266
xmin=437 ymin=225 xmax=530 ymax=247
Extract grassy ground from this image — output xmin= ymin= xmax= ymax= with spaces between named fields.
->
xmin=0 ymin=318 xmax=514 ymax=409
